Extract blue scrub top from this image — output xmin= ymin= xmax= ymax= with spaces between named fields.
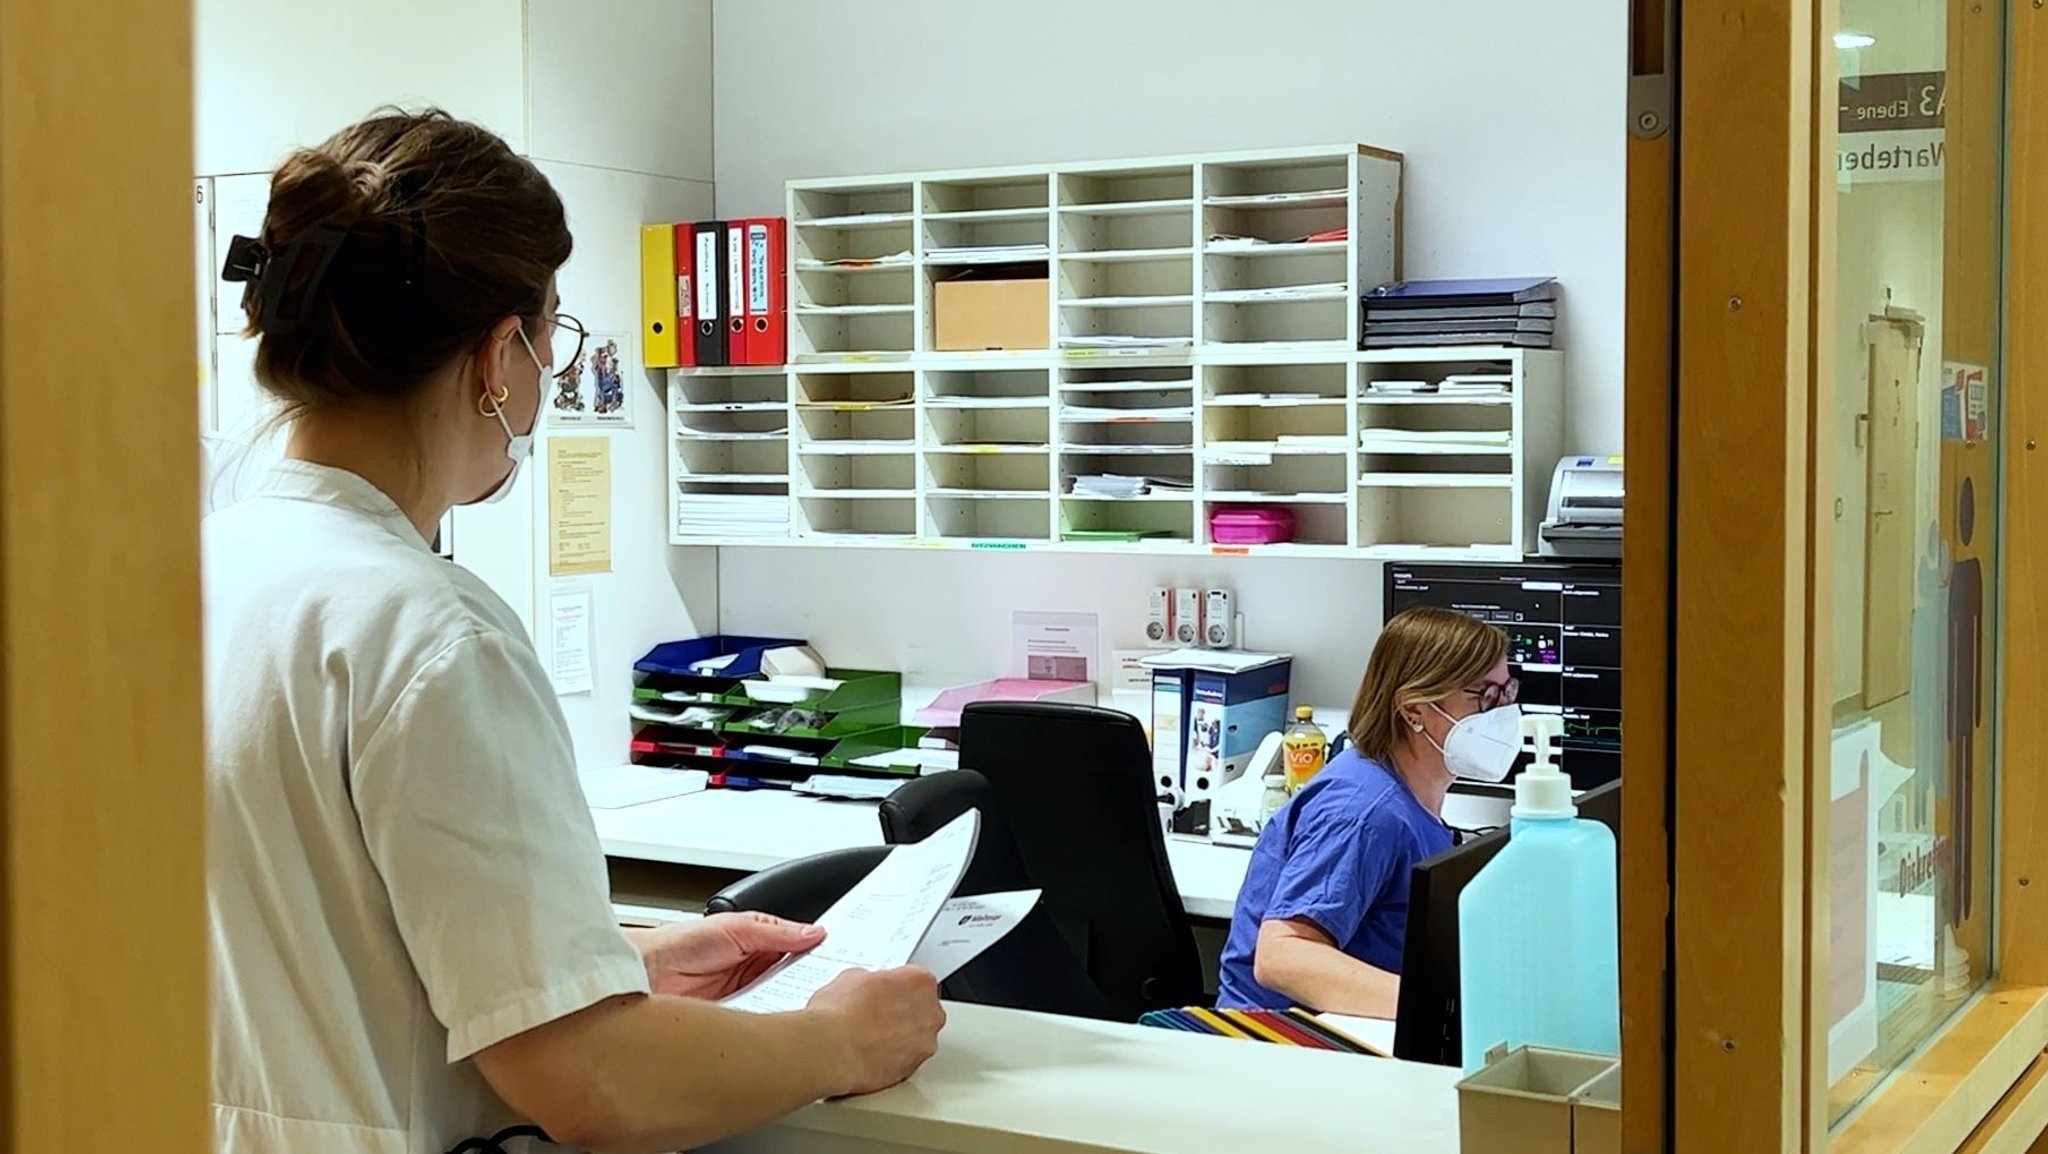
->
xmin=1215 ymin=749 xmax=1455 ymax=1011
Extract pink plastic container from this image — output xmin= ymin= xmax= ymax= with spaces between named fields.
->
xmin=1208 ymin=505 xmax=1298 ymax=545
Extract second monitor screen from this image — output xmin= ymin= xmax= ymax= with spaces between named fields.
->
xmin=1385 ymin=561 xmax=1622 ymax=789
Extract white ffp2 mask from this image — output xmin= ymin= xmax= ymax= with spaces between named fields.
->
xmin=472 ymin=329 xmax=544 ymax=506
xmin=1428 ymin=702 xmax=1524 ymax=783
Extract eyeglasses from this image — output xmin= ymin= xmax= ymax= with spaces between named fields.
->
xmin=1462 ymin=677 xmax=1521 ymax=712
xmin=547 ymin=312 xmax=588 ymax=381
xmin=445 ymin=1124 xmax=548 ymax=1154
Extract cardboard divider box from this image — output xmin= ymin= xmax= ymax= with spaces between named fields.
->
xmin=934 ymin=268 xmax=1048 ymax=351
xmin=1457 ymin=1047 xmax=1620 ymax=1154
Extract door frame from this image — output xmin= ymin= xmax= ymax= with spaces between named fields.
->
xmin=1620 ymin=0 xmax=1674 ymax=1147
xmin=0 ymin=1 xmax=208 ymax=1151
xmin=1666 ymin=0 xmax=1818 ymax=1144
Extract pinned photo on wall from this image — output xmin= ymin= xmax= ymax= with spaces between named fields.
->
xmin=548 ymin=330 xmax=635 ymax=428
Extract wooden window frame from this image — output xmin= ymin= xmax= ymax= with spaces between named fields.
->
xmin=1988 ymin=0 xmax=2048 ymax=998
xmin=1637 ymin=0 xmax=2048 ymax=1150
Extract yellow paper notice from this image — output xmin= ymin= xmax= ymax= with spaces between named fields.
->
xmin=548 ymin=436 xmax=613 ymax=576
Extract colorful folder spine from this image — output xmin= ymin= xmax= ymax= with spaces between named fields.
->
xmin=1135 ymin=1007 xmax=1384 ymax=1056
xmin=743 ymin=218 xmax=787 ymax=366
xmin=673 ymin=223 xmax=698 ymax=368
xmin=639 ymin=224 xmax=679 ymax=369
xmin=654 ymin=218 xmax=788 ymax=369
xmin=725 ymin=221 xmax=747 ymax=363
xmin=692 ymin=221 xmax=726 ymax=367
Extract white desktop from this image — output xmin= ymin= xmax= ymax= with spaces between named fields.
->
xmin=588 ymin=769 xmax=1514 ymax=923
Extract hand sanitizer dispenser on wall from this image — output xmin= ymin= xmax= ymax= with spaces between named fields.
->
xmin=1455 ymin=714 xmax=1620 ymax=1072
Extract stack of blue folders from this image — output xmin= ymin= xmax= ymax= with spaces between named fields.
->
xmin=1361 ymin=277 xmax=1560 ymax=349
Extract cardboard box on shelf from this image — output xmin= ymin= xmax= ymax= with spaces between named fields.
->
xmin=934 ymin=273 xmax=1049 ymax=351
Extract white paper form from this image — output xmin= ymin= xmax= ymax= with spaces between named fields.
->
xmin=547 ymin=587 xmax=595 ymax=695
xmin=908 ymin=889 xmax=1041 ymax=981
xmin=722 ymin=810 xmax=981 ymax=1014
xmin=1011 ymin=611 xmax=1100 ymax=682
xmin=578 ymin=764 xmax=708 ymax=809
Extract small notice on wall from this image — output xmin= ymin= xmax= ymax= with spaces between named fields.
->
xmin=1011 ymin=611 xmax=1099 ymax=682
xmin=548 ymin=585 xmax=595 ymax=697
xmin=549 ymin=436 xmax=613 ymax=576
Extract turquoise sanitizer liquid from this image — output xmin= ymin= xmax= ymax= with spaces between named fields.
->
xmin=1455 ymin=713 xmax=1620 ymax=1073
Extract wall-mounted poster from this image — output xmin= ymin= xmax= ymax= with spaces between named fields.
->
xmin=547 ymin=330 xmax=634 ymax=428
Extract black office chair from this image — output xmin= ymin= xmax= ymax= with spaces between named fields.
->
xmin=955 ymin=701 xmax=1206 ymax=1019
xmin=879 ymin=770 xmax=1122 ymax=1021
xmin=704 ymin=845 xmax=891 ymax=924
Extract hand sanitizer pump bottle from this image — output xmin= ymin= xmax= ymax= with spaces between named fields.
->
xmin=1455 ymin=714 xmax=1620 ymax=1073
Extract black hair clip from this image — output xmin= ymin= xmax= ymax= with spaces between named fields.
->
xmin=220 ymin=226 xmax=347 ymax=336
xmin=219 ymin=234 xmax=269 ymax=284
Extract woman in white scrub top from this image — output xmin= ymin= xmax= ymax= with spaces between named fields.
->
xmin=204 ymin=110 xmax=944 ymax=1154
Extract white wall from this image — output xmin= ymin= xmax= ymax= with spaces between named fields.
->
xmin=531 ymin=157 xmax=719 ymax=765
xmin=709 ymin=0 xmax=1626 ymax=715
xmin=194 ymin=0 xmax=527 ymax=175
xmin=712 ymin=0 xmax=1627 ymax=454
xmin=518 ymin=0 xmax=721 ymax=768
xmin=525 ymin=0 xmax=715 ymax=183
xmin=717 ymin=549 xmax=1380 ymax=712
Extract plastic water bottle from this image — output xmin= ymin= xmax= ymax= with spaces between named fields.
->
xmin=1281 ymin=706 xmax=1329 ymax=793
xmin=1456 ymin=714 xmax=1619 ymax=1072
xmin=1258 ymin=771 xmax=1291 ymax=825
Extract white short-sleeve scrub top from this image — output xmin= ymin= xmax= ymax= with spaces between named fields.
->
xmin=205 ymin=461 xmax=648 ymax=1153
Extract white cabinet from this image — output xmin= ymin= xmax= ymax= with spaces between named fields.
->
xmin=664 ymin=144 xmax=1565 ymax=561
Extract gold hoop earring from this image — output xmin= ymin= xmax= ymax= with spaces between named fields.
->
xmin=477 ymin=383 xmax=510 ymax=417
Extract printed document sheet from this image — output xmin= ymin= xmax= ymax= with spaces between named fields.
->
xmin=723 ymin=810 xmax=1034 ymax=1013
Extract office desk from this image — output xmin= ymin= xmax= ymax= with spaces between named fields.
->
xmin=590 ymin=789 xmax=1253 ymax=920
xmin=703 ymin=1002 xmax=1458 ymax=1154
xmin=611 ymin=890 xmax=1405 ymax=1060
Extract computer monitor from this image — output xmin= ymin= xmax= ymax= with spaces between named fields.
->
xmin=1384 ymin=560 xmax=1622 ymax=790
xmin=1391 ymin=780 xmax=1620 ymax=1068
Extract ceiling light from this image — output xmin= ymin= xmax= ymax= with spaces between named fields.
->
xmin=1835 ymin=31 xmax=1877 ymax=49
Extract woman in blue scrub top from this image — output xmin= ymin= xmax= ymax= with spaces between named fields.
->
xmin=1216 ymin=607 xmax=1523 ymax=1017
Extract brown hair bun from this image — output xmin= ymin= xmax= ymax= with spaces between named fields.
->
xmin=243 ymin=108 xmax=571 ymax=414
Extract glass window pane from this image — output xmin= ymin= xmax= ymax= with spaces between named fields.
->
xmin=1822 ymin=0 xmax=2005 ymax=1126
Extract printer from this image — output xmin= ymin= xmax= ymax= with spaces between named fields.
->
xmin=1539 ymin=455 xmax=1623 ymax=558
